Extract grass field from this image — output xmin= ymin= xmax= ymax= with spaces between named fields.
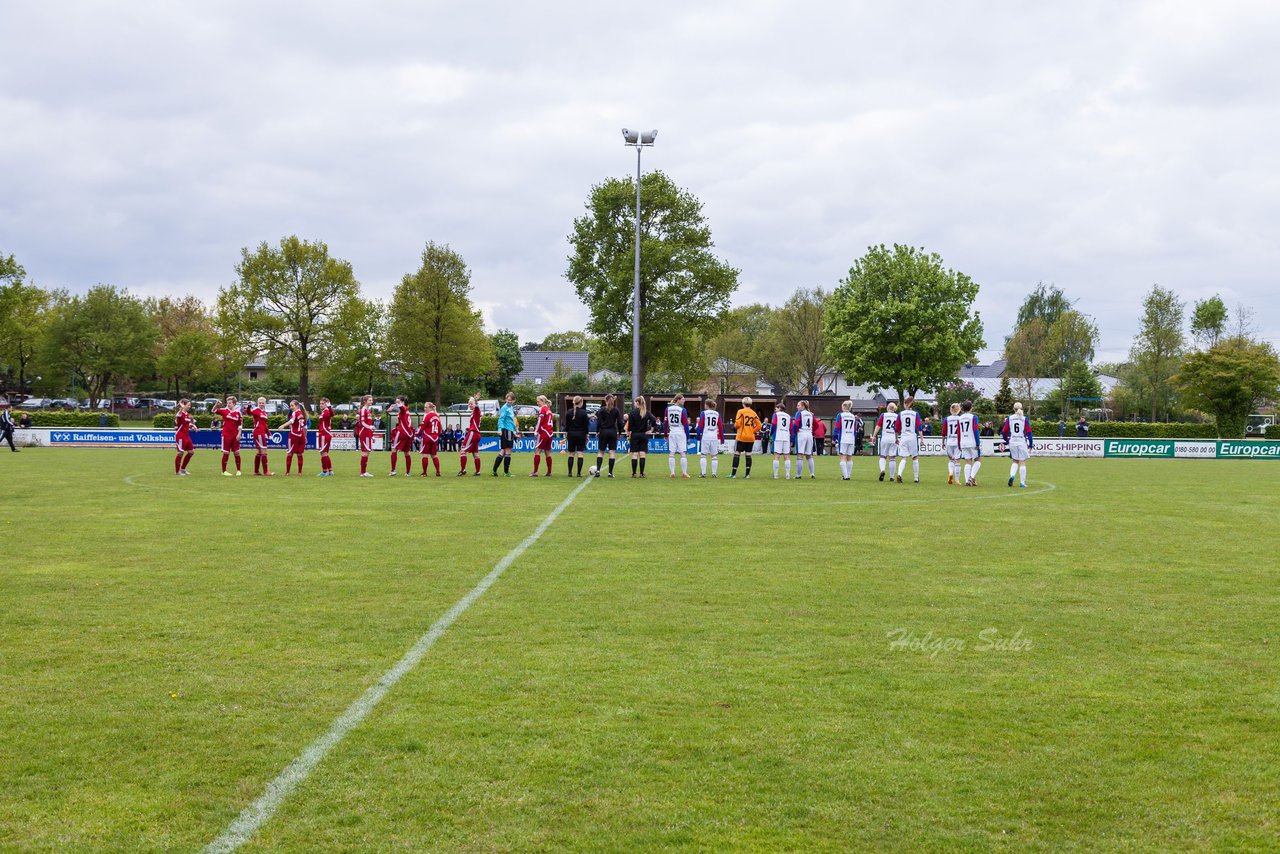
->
xmin=1 ymin=448 xmax=1277 ymax=852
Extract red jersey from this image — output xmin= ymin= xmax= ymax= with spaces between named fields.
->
xmin=317 ymin=405 xmax=333 ymax=435
xmin=175 ymin=410 xmax=194 ymax=441
xmin=418 ymin=411 xmax=442 ymax=442
xmin=214 ymin=406 xmax=243 ymax=439
xmin=249 ymin=406 xmax=270 ymax=436
xmin=357 ymin=406 xmax=374 ymax=435
xmin=536 ymin=405 xmax=554 ymax=441
xmin=466 ymin=405 xmax=482 ymax=435
xmin=288 ymin=408 xmax=306 ymax=438
xmin=393 ymin=406 xmax=412 ymax=440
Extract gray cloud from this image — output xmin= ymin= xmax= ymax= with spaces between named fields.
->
xmin=2 ymin=0 xmax=1277 ymax=362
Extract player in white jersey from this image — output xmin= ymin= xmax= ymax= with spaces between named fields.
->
xmin=793 ymin=400 xmax=816 ymax=479
xmin=943 ymin=402 xmax=963 ymax=485
xmin=871 ymin=402 xmax=899 ymax=482
xmin=1001 ymin=401 xmax=1034 ymax=488
xmin=696 ymin=399 xmax=724 ymax=477
xmin=771 ymin=407 xmax=793 ymax=479
xmin=834 ymin=401 xmax=860 ymax=480
xmin=664 ymin=393 xmax=691 ymax=478
xmin=958 ymin=399 xmax=983 ymax=486
xmin=895 ymin=397 xmax=922 ymax=483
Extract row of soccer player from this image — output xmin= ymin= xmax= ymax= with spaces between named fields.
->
xmin=170 ymin=393 xmax=1035 ymax=485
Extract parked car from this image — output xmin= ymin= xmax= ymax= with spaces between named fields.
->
xmin=446 ymin=403 xmax=471 ymax=415
xmin=516 ymin=405 xmax=539 ymax=418
xmin=50 ymin=398 xmax=81 ymax=411
xmin=136 ymin=398 xmax=163 ymax=408
xmin=16 ymin=397 xmax=54 ymax=410
xmin=113 ymin=396 xmax=140 ymax=409
xmin=334 ymin=403 xmax=356 ymax=413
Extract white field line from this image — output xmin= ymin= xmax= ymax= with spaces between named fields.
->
xmin=202 ymin=476 xmax=593 ymax=854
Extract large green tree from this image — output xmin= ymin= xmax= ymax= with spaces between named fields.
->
xmin=0 ymin=255 xmax=56 ymax=394
xmin=755 ymin=288 xmax=833 ymax=394
xmin=1190 ymin=295 xmax=1228 ymax=349
xmin=1127 ymin=285 xmax=1185 ymax=421
xmin=1175 ymin=338 xmax=1280 ymax=438
xmin=149 ymin=295 xmax=219 ymax=397
xmin=488 ymin=329 xmax=523 ymax=396
xmin=42 ymin=285 xmax=158 ymax=406
xmin=566 ymin=170 xmax=738 ymax=392
xmin=323 ymin=297 xmax=388 ymax=399
xmin=825 ymin=244 xmax=984 ymax=405
xmin=388 ymin=242 xmax=493 ymax=406
xmin=219 ymin=236 xmax=361 ymax=405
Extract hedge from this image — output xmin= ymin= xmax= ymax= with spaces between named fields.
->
xmin=14 ymin=411 xmax=119 ymax=428
xmin=1028 ymin=420 xmax=1219 ymax=439
xmin=154 ymin=413 xmax=298 ymax=429
xmin=478 ymin=414 xmax=541 ymax=432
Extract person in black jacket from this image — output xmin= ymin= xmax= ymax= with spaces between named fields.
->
xmin=625 ymin=395 xmax=657 ymax=477
xmin=564 ymin=395 xmax=591 ymax=477
xmin=0 ymin=402 xmax=17 ymax=452
xmin=594 ymin=393 xmax=624 ymax=478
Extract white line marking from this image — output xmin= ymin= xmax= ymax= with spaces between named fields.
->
xmin=202 ymin=476 xmax=593 ymax=854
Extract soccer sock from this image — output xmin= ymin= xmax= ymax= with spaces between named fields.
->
xmin=577 ymin=457 xmax=584 ymax=476
xmin=632 ymin=458 xmax=638 ymax=475
xmin=297 ymin=456 xmax=303 ymax=474
xmin=361 ymin=454 xmax=369 ymax=474
xmin=745 ymin=456 xmax=752 ymax=474
xmin=493 ymin=454 xmax=502 ymax=473
xmin=702 ymin=456 xmax=708 ymax=476
xmin=786 ymin=459 xmax=792 ymax=479
xmin=234 ymin=453 xmax=241 ymax=471
xmin=669 ymin=455 xmax=676 ymax=475
xmin=596 ymin=455 xmax=603 ymax=474
xmin=459 ymin=453 xmax=466 ymax=473
xmin=608 ymin=457 xmax=615 ymax=474
xmin=533 ymin=455 xmax=541 ymax=473
xmin=972 ymin=460 xmax=982 ymax=478
xmin=913 ymin=459 xmax=919 ymax=480
xmin=732 ymin=456 xmax=740 ymax=474
xmin=711 ymin=457 xmax=718 ymax=475
xmin=878 ymin=458 xmax=886 ymax=475
xmin=773 ymin=459 xmax=779 ymax=477
xmin=422 ymin=456 xmax=428 ymax=475
xmin=639 ymin=457 xmax=646 ymax=475
xmin=809 ymin=457 xmax=816 ymax=476
xmin=175 ymin=453 xmax=182 ymax=473
xmin=1019 ymin=464 xmax=1027 ymax=485
xmin=504 ymin=455 xmax=511 ymax=474
xmin=254 ymin=454 xmax=260 ymax=474
xmin=964 ymin=463 xmax=972 ymax=482
xmin=286 ymin=454 xmax=293 ymax=473
xmin=222 ymin=452 xmax=228 ymax=472
xmin=433 ymin=456 xmax=441 ymax=475
xmin=681 ymin=457 xmax=687 ymax=476
xmin=391 ymin=452 xmax=398 ymax=473
xmin=322 ymin=452 xmax=330 ymax=472
xmin=182 ymin=452 xmax=193 ymax=471
xmin=897 ymin=458 xmax=906 ymax=477
xmin=1010 ymin=462 xmax=1018 ymax=480
xmin=474 ymin=455 xmax=481 ymax=473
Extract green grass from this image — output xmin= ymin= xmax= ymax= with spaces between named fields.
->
xmin=1 ymin=449 xmax=1276 ymax=852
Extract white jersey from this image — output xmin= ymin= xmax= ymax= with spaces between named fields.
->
xmin=958 ymin=413 xmax=979 ymax=450
xmin=666 ymin=405 xmax=688 ymax=453
xmin=793 ymin=410 xmax=813 ymax=437
xmin=699 ymin=410 xmax=721 ymax=454
xmin=899 ymin=409 xmax=919 ymax=437
xmin=944 ymin=415 xmax=961 ymax=447
xmin=1005 ymin=414 xmax=1029 ymax=447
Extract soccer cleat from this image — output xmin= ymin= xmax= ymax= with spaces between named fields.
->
xmin=711 ymin=474 xmax=717 ymax=478
xmin=389 ymin=472 xmax=398 ymax=477
xmin=235 ymin=471 xmax=242 ymax=476
xmin=700 ymin=474 xmax=706 ymax=478
xmin=607 ymin=472 xmax=614 ymax=478
xmin=896 ymin=475 xmax=903 ymax=483
xmin=773 ymin=475 xmax=778 ymax=480
xmin=671 ymin=474 xmax=677 ymax=479
xmin=811 ymin=475 xmax=816 ymax=479
xmin=842 ymin=476 xmax=850 ymax=481
xmin=682 ymin=474 xmax=690 ymax=479
xmin=223 ymin=471 xmax=233 ymax=477
xmin=360 ymin=472 xmax=374 ymax=478
xmin=914 ymin=479 xmax=919 ymax=483
xmin=264 ymin=472 xmax=274 ymax=476
xmin=744 ymin=474 xmax=750 ymax=479
xmin=948 ymin=474 xmax=954 ymax=485
xmin=1009 ymin=476 xmax=1015 ymax=487
xmin=878 ymin=471 xmax=885 ymax=481
xmin=729 ymin=473 xmax=736 ymax=479
xmin=457 ymin=470 xmax=468 ymax=477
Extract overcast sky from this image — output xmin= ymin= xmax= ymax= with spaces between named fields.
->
xmin=3 ymin=1 xmax=1278 ymax=363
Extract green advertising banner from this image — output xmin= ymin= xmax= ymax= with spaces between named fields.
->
xmin=1104 ymin=439 xmax=1280 ymax=459
xmin=1216 ymin=441 xmax=1280 ymax=459
xmin=1104 ymin=440 xmax=1175 ymax=458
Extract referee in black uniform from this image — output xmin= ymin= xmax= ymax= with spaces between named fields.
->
xmin=625 ymin=395 xmax=657 ymax=478
xmin=564 ymin=395 xmax=590 ymax=477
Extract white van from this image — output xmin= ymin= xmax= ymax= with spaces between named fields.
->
xmin=478 ymin=399 xmax=499 ymax=415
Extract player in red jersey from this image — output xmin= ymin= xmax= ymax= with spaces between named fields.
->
xmin=418 ymin=401 xmax=443 ymax=476
xmin=248 ymin=396 xmax=274 ymax=476
xmin=213 ymin=396 xmax=244 ymax=476
xmin=284 ymin=400 xmax=307 ymax=474
xmin=389 ymin=395 xmax=414 ymax=476
xmin=457 ymin=395 xmax=483 ymax=476
xmin=530 ymin=394 xmax=555 ymax=477
xmin=316 ymin=397 xmax=334 ymax=476
xmin=356 ymin=394 xmax=375 ymax=477
xmin=174 ymin=398 xmax=195 ymax=475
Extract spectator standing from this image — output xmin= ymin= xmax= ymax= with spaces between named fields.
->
xmin=814 ymin=415 xmax=827 ymax=456
xmin=1058 ymin=418 xmax=1067 ymax=437
xmin=1 ymin=402 xmax=17 ymax=452
xmin=1076 ymin=415 xmax=1089 ymax=438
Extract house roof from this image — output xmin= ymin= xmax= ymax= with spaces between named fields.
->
xmin=959 ymin=359 xmax=1007 ymax=378
xmin=512 ymin=351 xmax=589 ymax=384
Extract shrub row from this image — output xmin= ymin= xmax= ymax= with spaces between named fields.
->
xmin=14 ymin=411 xmax=120 ymax=428
xmin=1028 ymin=420 xmax=1219 ymax=439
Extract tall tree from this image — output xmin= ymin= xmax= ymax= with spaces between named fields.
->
xmin=566 ymin=170 xmax=739 ymax=392
xmin=825 ymin=244 xmax=984 ymax=405
xmin=993 ymin=375 xmax=1015 ymax=414
xmin=1175 ymin=338 xmax=1280 ymax=438
xmin=488 ymin=329 xmax=524 ymax=395
xmin=42 ymin=285 xmax=158 ymax=406
xmin=324 ymin=297 xmax=388 ymax=399
xmin=1127 ymin=285 xmax=1185 ymax=421
xmin=1189 ymin=295 xmax=1228 ymax=349
xmin=1003 ymin=317 xmax=1049 ymax=414
xmin=756 ymin=288 xmax=833 ymax=394
xmin=0 ymin=255 xmax=56 ymax=394
xmin=1044 ymin=311 xmax=1099 ymax=417
xmin=388 ymin=242 xmax=493 ymax=406
xmin=157 ymin=330 xmax=218 ymax=399
xmin=1013 ymin=282 xmax=1072 ymax=336
xmin=219 ymin=236 xmax=361 ymax=405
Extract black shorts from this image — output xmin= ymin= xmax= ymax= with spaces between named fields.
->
xmin=500 ymin=429 xmax=515 ymax=450
xmin=598 ymin=431 xmax=618 ymax=452
xmin=629 ymin=433 xmax=649 ymax=453
xmin=566 ymin=432 xmax=587 ymax=453
xmin=735 ymin=440 xmax=755 ymax=453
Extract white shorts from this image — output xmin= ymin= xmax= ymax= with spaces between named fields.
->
xmin=796 ymin=434 xmax=814 ymax=456
xmin=898 ymin=436 xmax=919 ymax=457
xmin=878 ymin=436 xmax=898 ymax=457
xmin=945 ymin=441 xmax=961 ymax=460
xmin=1009 ymin=443 xmax=1030 ymax=462
xmin=961 ymin=446 xmax=980 ymax=460
xmin=700 ymin=437 xmax=720 ymax=456
xmin=773 ymin=437 xmax=792 ymax=455
xmin=838 ymin=439 xmax=858 ymax=456
xmin=668 ymin=431 xmax=687 ymax=454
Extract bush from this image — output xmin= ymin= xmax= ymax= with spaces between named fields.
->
xmin=478 ymin=414 xmax=540 ymax=432
xmin=154 ymin=413 xmax=304 ymax=430
xmin=1028 ymin=420 xmax=1219 ymax=439
xmin=15 ymin=411 xmax=119 ymax=428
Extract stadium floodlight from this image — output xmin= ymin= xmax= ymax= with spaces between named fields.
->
xmin=622 ymin=127 xmax=658 ymax=399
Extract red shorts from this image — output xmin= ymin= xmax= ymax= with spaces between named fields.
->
xmin=356 ymin=430 xmax=373 ymax=453
xmin=253 ymin=432 xmax=268 ymax=450
xmin=461 ymin=430 xmax=479 ymax=453
xmin=317 ymin=432 xmax=331 ymax=453
xmin=221 ymin=435 xmax=241 ymax=453
xmin=419 ymin=439 xmax=438 ymax=456
xmin=176 ymin=437 xmax=193 ymax=452
xmin=536 ymin=436 xmax=553 ymax=452
xmin=393 ymin=433 xmax=414 ymax=453
xmin=289 ymin=435 xmax=305 ymax=454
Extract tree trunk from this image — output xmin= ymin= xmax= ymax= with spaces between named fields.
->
xmin=434 ymin=363 xmax=442 ymax=407
xmin=299 ymin=361 xmax=310 ymax=407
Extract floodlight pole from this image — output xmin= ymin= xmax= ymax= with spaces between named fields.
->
xmin=631 ymin=144 xmax=642 ymax=401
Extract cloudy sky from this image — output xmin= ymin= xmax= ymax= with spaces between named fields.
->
xmin=3 ymin=0 xmax=1278 ymax=362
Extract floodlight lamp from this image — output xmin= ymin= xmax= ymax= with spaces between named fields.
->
xmin=641 ymin=129 xmax=658 ymax=144
xmin=622 ymin=128 xmax=639 ymax=144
